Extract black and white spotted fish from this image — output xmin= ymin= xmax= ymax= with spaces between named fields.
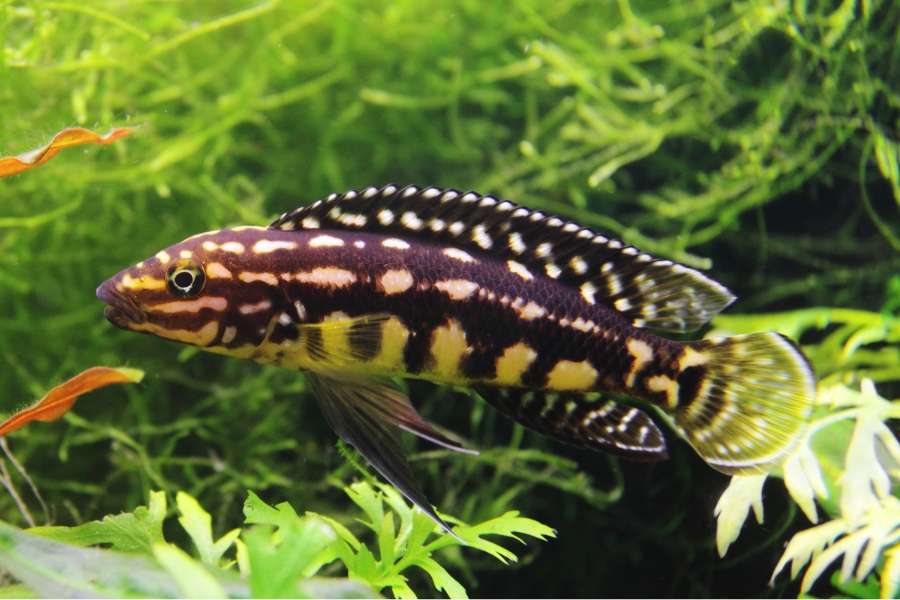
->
xmin=97 ymin=184 xmax=816 ymax=537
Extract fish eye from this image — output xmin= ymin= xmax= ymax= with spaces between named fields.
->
xmin=166 ymin=259 xmax=206 ymax=298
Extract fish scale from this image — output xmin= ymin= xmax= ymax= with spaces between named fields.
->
xmin=98 ymin=184 xmax=817 ymax=538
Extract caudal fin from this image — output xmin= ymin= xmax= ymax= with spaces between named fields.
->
xmin=674 ymin=333 xmax=816 ymax=475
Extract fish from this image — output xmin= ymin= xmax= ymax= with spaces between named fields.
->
xmin=97 ymin=183 xmax=816 ymax=537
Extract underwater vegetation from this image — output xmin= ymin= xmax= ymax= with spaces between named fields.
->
xmin=0 ymin=0 xmax=898 ymax=597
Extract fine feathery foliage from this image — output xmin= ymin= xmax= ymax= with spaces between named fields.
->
xmin=0 ymin=482 xmax=554 ymax=599
xmin=1 ymin=0 xmax=899 ymax=596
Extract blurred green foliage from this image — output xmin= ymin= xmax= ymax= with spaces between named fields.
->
xmin=1 ymin=0 xmax=898 ymax=596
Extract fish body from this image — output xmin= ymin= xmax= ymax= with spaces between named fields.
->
xmin=97 ymin=184 xmax=816 ymax=536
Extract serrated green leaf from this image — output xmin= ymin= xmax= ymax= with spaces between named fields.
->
xmin=411 ymin=556 xmax=467 ymax=599
xmin=379 ymin=512 xmax=396 ymax=567
xmin=346 ymin=482 xmax=386 ymax=533
xmin=243 ymin=490 xmax=301 ymax=529
xmin=176 ymin=491 xmax=240 ymax=566
xmin=28 ymin=490 xmax=166 ymax=554
xmin=243 ymin=520 xmax=338 ymax=598
xmin=453 ymin=511 xmax=555 ymax=564
xmin=152 ymin=543 xmax=228 ymax=599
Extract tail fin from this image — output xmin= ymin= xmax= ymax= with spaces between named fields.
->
xmin=674 ymin=333 xmax=816 ymax=475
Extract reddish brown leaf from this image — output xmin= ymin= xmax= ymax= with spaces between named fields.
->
xmin=0 ymin=367 xmax=144 ymax=436
xmin=0 ymin=127 xmax=133 ymax=178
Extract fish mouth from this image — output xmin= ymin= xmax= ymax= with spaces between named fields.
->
xmin=96 ymin=279 xmax=147 ymax=328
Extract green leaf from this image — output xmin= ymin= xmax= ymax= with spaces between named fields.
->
xmin=452 ymin=511 xmax=556 ymax=565
xmin=243 ymin=520 xmax=340 ymax=598
xmin=0 ymin=521 xmax=247 ymax=598
xmin=152 ymin=543 xmax=228 ymax=599
xmin=176 ymin=491 xmax=240 ymax=566
xmin=27 ymin=490 xmax=166 ymax=554
xmin=243 ymin=490 xmax=301 ymax=528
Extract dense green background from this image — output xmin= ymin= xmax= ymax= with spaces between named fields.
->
xmin=1 ymin=0 xmax=898 ymax=596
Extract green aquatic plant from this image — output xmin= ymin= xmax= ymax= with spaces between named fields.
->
xmin=0 ymin=481 xmax=553 ymax=598
xmin=712 ymin=307 xmax=900 ymax=597
xmin=1 ymin=0 xmax=898 ymax=596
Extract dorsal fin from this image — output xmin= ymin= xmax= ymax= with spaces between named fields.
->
xmin=270 ymin=184 xmax=735 ymax=332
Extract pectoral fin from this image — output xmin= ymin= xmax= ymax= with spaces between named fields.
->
xmin=305 ymin=371 xmax=475 ymax=540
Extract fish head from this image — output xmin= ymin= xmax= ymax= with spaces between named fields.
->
xmin=97 ymin=226 xmax=292 ymax=350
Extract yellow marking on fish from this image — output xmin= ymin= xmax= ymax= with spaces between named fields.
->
xmin=516 ymin=300 xmax=547 ymax=320
xmin=546 ymin=360 xmax=599 ymax=391
xmin=625 ymin=338 xmax=654 ymax=388
xmin=382 ymin=238 xmax=411 ymax=250
xmin=206 ymin=262 xmax=232 ymax=278
xmin=155 ymin=251 xmax=171 ymax=264
xmin=493 ymin=342 xmax=538 ymax=386
xmin=295 ymin=268 xmax=357 ymax=288
xmin=134 ymin=320 xmax=220 ymax=346
xmin=429 ymin=319 xmax=470 ymax=379
xmin=180 ymin=250 xmax=192 ymax=259
xmin=507 ymin=260 xmax=534 ymax=280
xmin=434 ymin=279 xmax=479 ymax=300
xmin=253 ymin=240 xmax=297 ymax=253
xmin=442 ymin=248 xmax=477 ymax=263
xmin=239 ymin=299 xmax=273 ymax=315
xmin=647 ymin=375 xmax=680 ymax=410
xmin=318 ymin=311 xmax=352 ymax=364
xmin=379 ymin=269 xmax=415 ymax=295
xmin=221 ymin=326 xmax=237 ymax=344
xmin=580 ymin=282 xmax=597 ymax=305
xmin=121 ymin=273 xmax=166 ymax=291
xmin=308 ymin=234 xmax=344 ymax=248
xmin=239 ymin=272 xmax=278 ymax=286
xmin=679 ymin=346 xmax=711 ymax=370
xmin=371 ymin=316 xmax=409 ymax=373
xmin=156 ymin=297 xmax=228 ymax=314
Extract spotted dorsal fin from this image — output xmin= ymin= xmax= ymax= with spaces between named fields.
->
xmin=270 ymin=184 xmax=735 ymax=332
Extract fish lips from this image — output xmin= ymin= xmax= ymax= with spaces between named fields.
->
xmin=96 ymin=279 xmax=147 ymax=328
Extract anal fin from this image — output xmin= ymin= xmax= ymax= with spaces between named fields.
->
xmin=305 ymin=371 xmax=476 ymax=540
xmin=475 ymin=386 xmax=668 ymax=461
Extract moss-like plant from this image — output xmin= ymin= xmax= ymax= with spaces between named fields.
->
xmin=1 ymin=0 xmax=898 ymax=596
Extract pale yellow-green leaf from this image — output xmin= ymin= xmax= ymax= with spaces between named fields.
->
xmin=771 ymin=518 xmax=847 ymax=584
xmin=840 ymin=412 xmax=890 ymax=524
xmin=176 ymin=491 xmax=240 ymax=566
xmin=714 ymin=475 xmax=767 ymax=557
xmin=880 ymin=544 xmax=900 ymax=599
xmin=783 ymin=445 xmax=828 ymax=523
xmin=152 ymin=543 xmax=227 ymax=599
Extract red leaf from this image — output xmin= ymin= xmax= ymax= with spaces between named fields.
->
xmin=0 ymin=367 xmax=144 ymax=436
xmin=0 ymin=127 xmax=133 ymax=178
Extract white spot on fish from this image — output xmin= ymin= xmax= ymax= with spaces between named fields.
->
xmin=378 ymin=209 xmax=395 ymax=225
xmin=155 ymin=251 xmax=171 ymax=264
xmin=507 ymin=260 xmax=534 ymax=280
xmin=443 ymin=247 xmax=476 ymax=263
xmin=222 ymin=326 xmax=237 ymax=344
xmin=253 ymin=240 xmax=297 ymax=253
xmin=509 ymin=232 xmax=526 ymax=254
xmin=239 ymin=272 xmax=279 ymax=286
xmin=435 ymin=279 xmax=480 ymax=300
xmin=308 ymin=235 xmax=345 ymax=248
xmin=353 ymin=240 xmax=366 ymax=249
xmin=206 ymin=262 xmax=232 ymax=279
xmin=382 ymin=238 xmax=411 ymax=250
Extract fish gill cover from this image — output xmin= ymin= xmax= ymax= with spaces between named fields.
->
xmin=0 ymin=0 xmax=898 ymax=597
